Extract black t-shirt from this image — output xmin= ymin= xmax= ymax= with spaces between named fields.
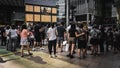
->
xmin=34 ymin=25 xmax=41 ymax=36
xmin=69 ymin=29 xmax=77 ymax=37
xmin=107 ymin=31 xmax=113 ymax=41
xmin=1 ymin=28 xmax=5 ymax=37
xmin=57 ymin=26 xmax=66 ymax=37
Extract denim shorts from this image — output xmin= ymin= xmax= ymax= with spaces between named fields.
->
xmin=57 ymin=37 xmax=64 ymax=44
xmin=20 ymin=38 xmax=28 ymax=45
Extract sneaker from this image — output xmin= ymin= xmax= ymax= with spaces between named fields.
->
xmin=21 ymin=55 xmax=24 ymax=57
xmin=49 ymin=55 xmax=52 ymax=58
xmin=32 ymin=48 xmax=36 ymax=51
xmin=70 ymin=55 xmax=74 ymax=59
xmin=66 ymin=54 xmax=70 ymax=57
xmin=53 ymin=55 xmax=57 ymax=57
xmin=40 ymin=47 xmax=44 ymax=50
xmin=78 ymin=56 xmax=82 ymax=59
xmin=29 ymin=53 xmax=33 ymax=56
xmin=39 ymin=48 xmax=42 ymax=50
xmin=41 ymin=47 xmax=45 ymax=50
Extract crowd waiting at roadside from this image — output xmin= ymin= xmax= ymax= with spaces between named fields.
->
xmin=0 ymin=22 xmax=120 ymax=59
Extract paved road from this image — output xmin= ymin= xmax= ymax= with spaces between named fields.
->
xmin=0 ymin=46 xmax=120 ymax=68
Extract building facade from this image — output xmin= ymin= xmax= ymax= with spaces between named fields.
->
xmin=69 ymin=0 xmax=95 ymax=24
xmin=69 ymin=0 xmax=117 ymax=25
xmin=56 ymin=0 xmax=66 ymax=23
xmin=25 ymin=0 xmax=58 ymax=24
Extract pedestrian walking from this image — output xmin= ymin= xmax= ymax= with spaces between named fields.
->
xmin=67 ymin=24 xmax=77 ymax=58
xmin=56 ymin=22 xmax=66 ymax=52
xmin=20 ymin=25 xmax=32 ymax=57
xmin=47 ymin=23 xmax=57 ymax=58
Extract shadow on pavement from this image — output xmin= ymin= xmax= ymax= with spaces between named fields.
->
xmin=15 ymin=52 xmax=47 ymax=64
xmin=27 ymin=56 xmax=47 ymax=64
xmin=14 ymin=52 xmax=30 ymax=57
xmin=56 ymin=57 xmax=80 ymax=66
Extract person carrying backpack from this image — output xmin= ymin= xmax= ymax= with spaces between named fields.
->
xmin=90 ymin=25 xmax=100 ymax=55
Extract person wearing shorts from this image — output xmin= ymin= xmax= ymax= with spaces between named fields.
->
xmin=67 ymin=24 xmax=77 ymax=58
xmin=56 ymin=22 xmax=66 ymax=52
xmin=20 ymin=25 xmax=32 ymax=57
xmin=75 ymin=24 xmax=87 ymax=59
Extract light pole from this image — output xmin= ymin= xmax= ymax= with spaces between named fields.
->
xmin=66 ymin=0 xmax=69 ymax=27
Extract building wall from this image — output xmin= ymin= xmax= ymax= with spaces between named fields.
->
xmin=70 ymin=0 xmax=95 ymax=15
xmin=56 ymin=0 xmax=65 ymax=22
xmin=25 ymin=4 xmax=57 ymax=23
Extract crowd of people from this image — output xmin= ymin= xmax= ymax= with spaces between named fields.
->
xmin=0 ymin=22 xmax=120 ymax=59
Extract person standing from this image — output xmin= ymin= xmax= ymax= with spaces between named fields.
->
xmin=47 ymin=23 xmax=57 ymax=58
xmin=20 ymin=25 xmax=32 ymax=57
xmin=106 ymin=28 xmax=113 ymax=52
xmin=75 ymin=24 xmax=87 ymax=59
xmin=9 ymin=25 xmax=18 ymax=52
xmin=5 ymin=26 xmax=11 ymax=50
xmin=90 ymin=25 xmax=100 ymax=55
xmin=99 ymin=26 xmax=105 ymax=54
xmin=34 ymin=24 xmax=42 ymax=50
xmin=67 ymin=24 xmax=77 ymax=58
xmin=1 ymin=27 xmax=6 ymax=46
xmin=56 ymin=22 xmax=66 ymax=52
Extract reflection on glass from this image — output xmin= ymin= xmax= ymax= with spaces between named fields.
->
xmin=41 ymin=7 xmax=51 ymax=13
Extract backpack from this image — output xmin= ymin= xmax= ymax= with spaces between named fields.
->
xmin=91 ymin=29 xmax=99 ymax=39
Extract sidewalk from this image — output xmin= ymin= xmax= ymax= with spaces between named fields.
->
xmin=0 ymin=46 xmax=120 ymax=68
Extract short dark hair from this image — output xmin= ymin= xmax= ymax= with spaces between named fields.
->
xmin=21 ymin=25 xmax=27 ymax=30
xmin=61 ymin=22 xmax=64 ymax=25
xmin=11 ymin=25 xmax=16 ymax=29
xmin=6 ymin=26 xmax=10 ymax=29
xmin=71 ymin=24 xmax=76 ymax=29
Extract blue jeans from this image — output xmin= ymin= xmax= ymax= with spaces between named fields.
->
xmin=10 ymin=37 xmax=17 ymax=51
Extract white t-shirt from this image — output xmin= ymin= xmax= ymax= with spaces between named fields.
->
xmin=47 ymin=27 xmax=57 ymax=41
xmin=10 ymin=29 xmax=18 ymax=38
xmin=6 ymin=29 xmax=10 ymax=36
xmin=6 ymin=29 xmax=10 ymax=39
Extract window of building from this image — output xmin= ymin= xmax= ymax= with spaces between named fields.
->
xmin=25 ymin=5 xmax=33 ymax=12
xmin=52 ymin=16 xmax=57 ymax=22
xmin=34 ymin=6 xmax=40 ymax=12
xmin=41 ymin=15 xmax=51 ymax=22
xmin=52 ymin=8 xmax=57 ymax=14
xmin=26 ymin=14 xmax=33 ymax=21
xmin=34 ymin=14 xmax=40 ymax=22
